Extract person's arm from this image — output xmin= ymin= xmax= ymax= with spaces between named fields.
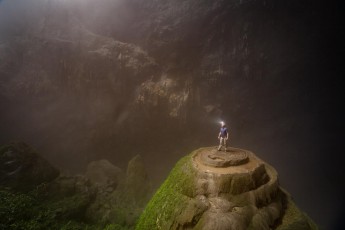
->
xmin=218 ymin=131 xmax=221 ymax=139
xmin=226 ymin=130 xmax=229 ymax=139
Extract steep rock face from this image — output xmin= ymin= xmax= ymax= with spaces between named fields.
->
xmin=0 ymin=0 xmax=328 ymax=174
xmin=0 ymin=0 xmax=160 ymax=167
xmin=0 ymin=16 xmax=157 ymax=99
xmin=136 ymin=147 xmax=318 ymax=230
xmin=0 ymin=0 xmax=324 ymax=145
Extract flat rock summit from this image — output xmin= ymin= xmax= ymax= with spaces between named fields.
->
xmin=136 ymin=147 xmax=318 ymax=230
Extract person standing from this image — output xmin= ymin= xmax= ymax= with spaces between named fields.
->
xmin=218 ymin=121 xmax=229 ymax=151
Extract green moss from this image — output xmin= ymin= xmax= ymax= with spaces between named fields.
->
xmin=135 ymin=153 xmax=197 ymax=230
xmin=0 ymin=189 xmax=37 ymax=227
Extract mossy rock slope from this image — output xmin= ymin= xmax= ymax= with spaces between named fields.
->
xmin=136 ymin=147 xmax=318 ymax=230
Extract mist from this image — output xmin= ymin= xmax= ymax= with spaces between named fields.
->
xmin=0 ymin=0 xmax=344 ymax=229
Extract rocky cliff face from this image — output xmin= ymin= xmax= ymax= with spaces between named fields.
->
xmin=136 ymin=147 xmax=318 ymax=230
xmin=0 ymin=0 xmax=327 ymax=162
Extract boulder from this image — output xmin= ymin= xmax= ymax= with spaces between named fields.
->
xmin=0 ymin=142 xmax=59 ymax=191
xmin=84 ymin=156 xmax=152 ymax=226
xmin=85 ymin=159 xmax=124 ymax=190
xmin=125 ymin=155 xmax=152 ymax=204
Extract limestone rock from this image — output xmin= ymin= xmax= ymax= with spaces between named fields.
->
xmin=135 ymin=76 xmax=190 ymax=119
xmin=85 ymin=155 xmax=153 ymax=227
xmin=125 ymin=155 xmax=151 ymax=203
xmin=85 ymin=159 xmax=124 ymax=189
xmin=0 ymin=142 xmax=59 ymax=191
xmin=136 ymin=147 xmax=318 ymax=230
xmin=47 ymin=174 xmax=94 ymax=198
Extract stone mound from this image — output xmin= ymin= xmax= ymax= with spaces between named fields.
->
xmin=135 ymin=147 xmax=319 ymax=230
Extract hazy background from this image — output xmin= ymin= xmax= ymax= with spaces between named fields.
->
xmin=0 ymin=0 xmax=344 ymax=229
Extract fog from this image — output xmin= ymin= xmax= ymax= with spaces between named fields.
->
xmin=0 ymin=0 xmax=344 ymax=229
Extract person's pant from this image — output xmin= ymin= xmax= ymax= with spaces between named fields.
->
xmin=218 ymin=137 xmax=227 ymax=151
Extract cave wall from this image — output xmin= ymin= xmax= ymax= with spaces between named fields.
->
xmin=0 ymin=1 xmax=343 ymax=228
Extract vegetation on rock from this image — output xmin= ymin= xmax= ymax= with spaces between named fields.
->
xmin=135 ymin=153 xmax=198 ymax=229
